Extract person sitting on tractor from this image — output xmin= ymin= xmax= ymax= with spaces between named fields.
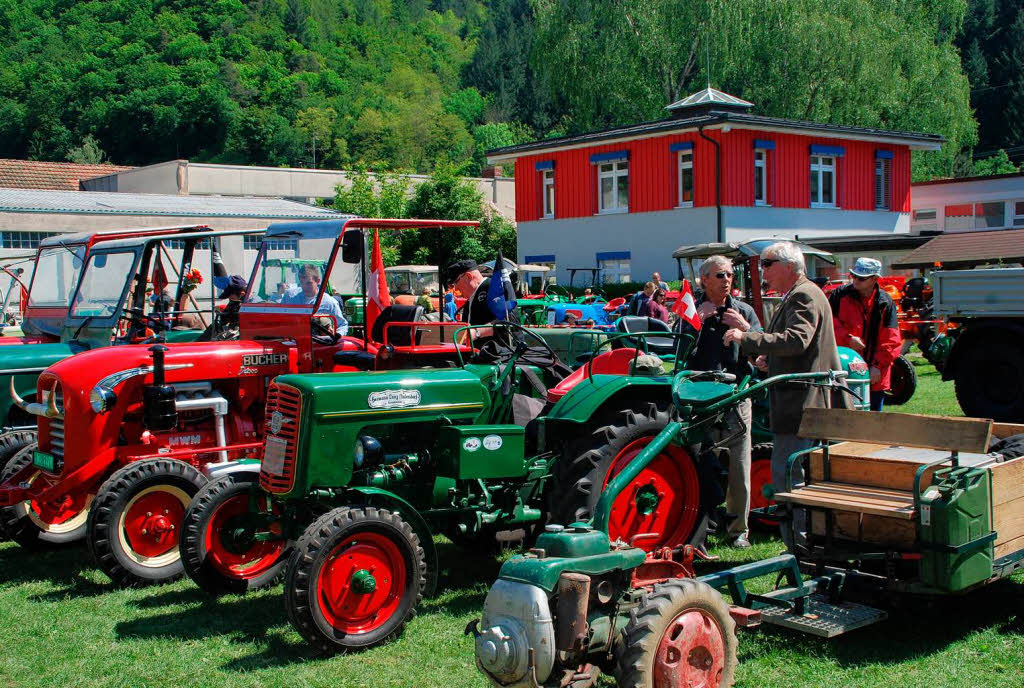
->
xmin=627 ymin=281 xmax=656 ymax=316
xmin=217 ymin=275 xmax=246 ymax=331
xmin=446 ymin=259 xmax=520 ymax=326
xmin=283 ymin=264 xmax=348 ymax=335
xmin=827 ymin=257 xmax=901 ymax=411
xmin=678 ymin=255 xmax=762 ymax=549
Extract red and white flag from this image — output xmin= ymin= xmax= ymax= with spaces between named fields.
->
xmin=365 ymin=229 xmax=391 ymax=339
xmin=673 ymin=279 xmax=701 ymax=330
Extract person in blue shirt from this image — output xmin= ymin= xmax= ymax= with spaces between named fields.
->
xmin=282 ymin=264 xmax=348 ymax=335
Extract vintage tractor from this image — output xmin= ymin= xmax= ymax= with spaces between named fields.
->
xmin=470 ymin=369 xmax=861 ymax=688
xmin=0 ymin=225 xmax=241 ymax=471
xmin=0 ymin=218 xmax=474 ymax=586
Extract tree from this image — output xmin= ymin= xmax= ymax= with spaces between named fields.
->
xmin=294 ymin=106 xmax=337 ymax=168
xmin=973 ymin=150 xmax=1019 ymax=175
xmin=66 ymin=135 xmax=107 ymax=164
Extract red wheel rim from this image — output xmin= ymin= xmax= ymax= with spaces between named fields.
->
xmin=317 ymin=532 xmax=408 ymax=635
xmin=653 ymin=608 xmax=726 ymax=688
xmin=122 ymin=489 xmax=187 ymax=559
xmin=204 ymin=493 xmax=285 ymax=580
xmin=32 ymin=493 xmax=90 ymax=527
xmin=748 ymin=457 xmax=775 ymax=511
xmin=603 ymin=438 xmax=700 ymax=552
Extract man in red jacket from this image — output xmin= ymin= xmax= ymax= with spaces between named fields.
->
xmin=827 ymin=257 xmax=902 ymax=411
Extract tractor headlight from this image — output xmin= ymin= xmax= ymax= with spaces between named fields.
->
xmin=354 ymin=435 xmax=383 ymax=468
xmin=89 ymin=385 xmax=117 ymax=414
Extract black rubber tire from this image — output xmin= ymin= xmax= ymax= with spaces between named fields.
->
xmin=181 ymin=472 xmax=291 ymax=596
xmin=883 ymin=355 xmax=917 ymax=406
xmin=0 ymin=429 xmax=37 ymax=477
xmin=954 ymin=340 xmax=1024 ymax=422
xmin=87 ymin=459 xmax=207 ymax=587
xmin=747 ymin=442 xmax=779 ymax=530
xmin=284 ymin=506 xmax=426 ymax=654
xmin=614 ymin=578 xmax=738 ymax=688
xmin=548 ymin=404 xmax=709 ymax=549
xmin=0 ymin=442 xmax=89 ymax=548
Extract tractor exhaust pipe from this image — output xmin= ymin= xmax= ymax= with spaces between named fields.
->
xmin=555 ymin=572 xmax=591 ymax=653
xmin=9 ymin=377 xmax=63 ymax=419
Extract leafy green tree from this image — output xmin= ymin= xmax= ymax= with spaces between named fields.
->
xmin=972 ymin=149 xmax=1020 ymax=175
xmin=66 ymin=135 xmax=106 ymax=164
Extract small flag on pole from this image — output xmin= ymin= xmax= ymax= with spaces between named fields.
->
xmin=673 ymin=279 xmax=701 ymax=330
xmin=366 ymin=229 xmax=392 ymax=339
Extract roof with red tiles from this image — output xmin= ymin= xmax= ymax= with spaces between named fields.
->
xmin=0 ymin=159 xmax=135 ymax=191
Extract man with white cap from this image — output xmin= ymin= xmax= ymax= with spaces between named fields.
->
xmin=827 ymin=257 xmax=902 ymax=411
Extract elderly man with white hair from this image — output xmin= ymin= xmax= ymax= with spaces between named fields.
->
xmin=723 ymin=241 xmax=849 ymax=547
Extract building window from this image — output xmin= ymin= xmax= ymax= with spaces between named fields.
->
xmin=754 ymin=149 xmax=768 ymax=205
xmin=162 ymin=238 xmax=211 ymax=250
xmin=874 ymin=158 xmax=891 ymax=210
xmin=976 ymin=201 xmax=1005 ymax=229
xmin=598 ymin=161 xmax=629 ymax=213
xmin=542 ymin=169 xmax=555 ymax=218
xmin=944 ymin=202 xmax=1009 ymax=231
xmin=944 ymin=204 xmax=974 ymax=231
xmin=678 ymin=151 xmax=694 ymax=207
xmin=246 ymin=235 xmax=298 ymax=251
xmin=810 ymin=155 xmax=836 ymax=208
xmin=911 ymin=208 xmax=937 ymax=232
xmin=597 ymin=251 xmax=631 ymax=284
xmin=1015 ymin=201 xmax=1024 ymax=227
xmin=0 ymin=231 xmax=56 ymax=249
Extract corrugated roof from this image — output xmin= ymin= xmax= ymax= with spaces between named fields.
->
xmin=0 ymin=159 xmax=135 ymax=191
xmin=0 ymin=188 xmax=341 ymax=219
xmin=891 ymin=229 xmax=1024 ymax=269
xmin=666 ymin=87 xmax=754 ymax=111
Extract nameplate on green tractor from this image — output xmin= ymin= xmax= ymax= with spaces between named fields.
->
xmin=33 ymin=450 xmax=56 ymax=472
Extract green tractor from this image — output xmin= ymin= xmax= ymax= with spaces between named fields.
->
xmin=470 ymin=368 xmax=859 ymax=688
xmin=181 ymin=325 xmax=715 ymax=651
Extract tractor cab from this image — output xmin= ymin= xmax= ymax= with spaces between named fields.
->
xmin=0 ymin=253 xmax=34 ymax=337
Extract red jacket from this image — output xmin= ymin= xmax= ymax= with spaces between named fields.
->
xmin=828 ymin=283 xmax=902 ymax=391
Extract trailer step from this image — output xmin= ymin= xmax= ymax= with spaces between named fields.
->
xmin=759 ymin=594 xmax=887 ymax=637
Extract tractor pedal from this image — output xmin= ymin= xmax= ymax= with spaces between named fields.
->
xmin=729 ymin=606 xmax=761 ymax=628
xmin=759 ymin=594 xmax=886 ymax=637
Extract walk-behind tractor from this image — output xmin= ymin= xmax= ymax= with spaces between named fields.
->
xmin=0 ymin=218 xmax=474 ymax=587
xmin=471 ymin=369 xmax=862 ymax=688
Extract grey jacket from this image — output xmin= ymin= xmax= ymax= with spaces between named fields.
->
xmin=740 ymin=277 xmax=851 ymax=435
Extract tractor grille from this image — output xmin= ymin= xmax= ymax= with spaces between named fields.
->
xmin=39 ymin=375 xmax=65 ymax=472
xmin=259 ymin=382 xmax=301 ymax=494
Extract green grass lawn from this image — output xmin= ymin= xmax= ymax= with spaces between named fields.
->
xmin=3 ymin=360 xmax=1023 ymax=687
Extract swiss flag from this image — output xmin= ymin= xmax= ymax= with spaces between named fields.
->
xmin=673 ymin=279 xmax=701 ymax=330
xmin=365 ymin=229 xmax=391 ymax=340
xmin=152 ymin=249 xmax=169 ymax=295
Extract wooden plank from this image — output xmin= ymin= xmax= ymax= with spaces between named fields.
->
xmin=810 ymin=452 xmax=940 ymax=491
xmin=799 ymin=408 xmax=992 ymax=452
xmin=994 ymin=501 xmax=1024 ymax=546
xmin=991 ymin=422 xmax=1024 ymax=441
xmin=810 ymin=510 xmax=917 ymax=549
xmin=774 ymin=489 xmax=915 ymax=519
xmin=990 ymin=457 xmax=1024 ymax=506
xmin=791 ymin=484 xmax=915 ymax=511
xmin=994 ymin=533 xmax=1024 ymax=559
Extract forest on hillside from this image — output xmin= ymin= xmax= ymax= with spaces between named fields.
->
xmin=0 ymin=0 xmax=1020 ymax=180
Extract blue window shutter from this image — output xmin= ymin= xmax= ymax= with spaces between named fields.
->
xmin=589 ymin=151 xmax=630 ymax=164
xmin=753 ymin=139 xmax=776 ymax=150
xmin=810 ymin=144 xmax=845 ymax=157
xmin=669 ymin=142 xmax=694 ymax=152
xmin=875 ymin=150 xmax=894 ymax=160
xmin=535 ymin=160 xmax=555 ymax=171
xmin=524 ymin=254 xmax=556 ymax=263
xmin=596 ymin=250 xmax=630 ymax=261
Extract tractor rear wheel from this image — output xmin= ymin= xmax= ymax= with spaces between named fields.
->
xmin=87 ymin=459 xmax=207 ymax=587
xmin=954 ymin=340 xmax=1024 ymax=422
xmin=285 ymin=506 xmax=426 ymax=653
xmin=0 ymin=429 xmax=37 ymax=476
xmin=181 ymin=473 xmax=290 ymax=595
xmin=0 ymin=442 xmax=91 ymax=548
xmin=747 ymin=443 xmax=779 ymax=529
xmin=883 ymin=355 xmax=917 ymax=406
xmin=615 ymin=578 xmax=737 ymax=688
xmin=549 ymin=404 xmax=709 ymax=552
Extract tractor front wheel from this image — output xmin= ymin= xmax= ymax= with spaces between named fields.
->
xmin=0 ymin=443 xmax=91 ymax=548
xmin=87 ymin=459 xmax=207 ymax=587
xmin=284 ymin=506 xmax=426 ymax=653
xmin=883 ymin=355 xmax=917 ymax=406
xmin=0 ymin=429 xmax=37 ymax=476
xmin=550 ymin=404 xmax=708 ymax=552
xmin=181 ymin=473 xmax=290 ymax=595
xmin=615 ymin=578 xmax=737 ymax=688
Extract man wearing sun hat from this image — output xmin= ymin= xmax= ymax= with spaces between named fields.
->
xmin=827 ymin=257 xmax=902 ymax=411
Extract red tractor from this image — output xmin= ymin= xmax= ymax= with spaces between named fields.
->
xmin=0 ymin=218 xmax=474 ymax=587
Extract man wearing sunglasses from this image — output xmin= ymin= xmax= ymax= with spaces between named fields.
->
xmin=723 ymin=242 xmax=849 ymax=548
xmin=826 ymin=257 xmax=901 ymax=411
xmin=680 ymin=255 xmax=761 ymax=549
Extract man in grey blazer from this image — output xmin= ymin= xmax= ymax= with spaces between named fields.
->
xmin=724 ymin=241 xmax=850 ymax=546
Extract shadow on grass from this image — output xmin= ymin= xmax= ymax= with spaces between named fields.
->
xmin=0 ymin=541 xmax=96 ymax=589
xmin=115 ymin=591 xmax=286 ymax=643
xmin=218 ymin=633 xmax=321 ymax=672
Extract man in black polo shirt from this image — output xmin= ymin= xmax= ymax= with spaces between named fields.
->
xmin=677 ymin=255 xmax=762 ymax=548
xmin=446 ymin=259 xmax=520 ymax=326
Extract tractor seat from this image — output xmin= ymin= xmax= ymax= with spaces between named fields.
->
xmin=615 ymin=316 xmax=675 ymax=356
xmin=547 ymin=347 xmax=641 ymax=402
xmin=371 ymin=304 xmax=425 ymax=346
xmin=334 ymin=350 xmax=376 ymax=370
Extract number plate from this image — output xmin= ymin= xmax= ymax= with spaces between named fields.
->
xmin=263 ymin=436 xmax=288 ymax=475
xmin=33 ymin=450 xmax=56 ymax=472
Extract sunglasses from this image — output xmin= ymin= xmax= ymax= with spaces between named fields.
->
xmin=850 ymin=274 xmax=875 ymax=282
xmin=760 ymin=259 xmax=779 ymax=268
xmin=714 ymin=271 xmax=733 ymax=280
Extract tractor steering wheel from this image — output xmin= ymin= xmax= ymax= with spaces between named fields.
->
xmin=544 ymin=285 xmax=569 ymax=301
xmin=311 ymin=315 xmax=340 ymax=345
xmin=472 ymin=321 xmax=569 ymax=380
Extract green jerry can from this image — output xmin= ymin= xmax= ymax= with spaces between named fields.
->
xmin=344 ymin=296 xmax=365 ymax=325
xmin=918 ymin=466 xmax=994 ymax=592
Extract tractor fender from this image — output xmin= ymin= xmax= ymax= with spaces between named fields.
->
xmin=203 ymin=459 xmax=261 ymax=481
xmin=343 ymin=486 xmax=439 ymax=596
xmin=942 ymin=319 xmax=1024 ymax=382
xmin=540 ymin=374 xmax=672 ymax=449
